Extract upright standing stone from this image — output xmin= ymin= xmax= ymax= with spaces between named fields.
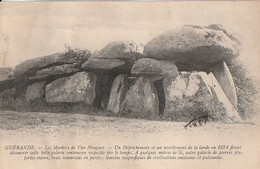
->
xmin=208 ymin=73 xmax=241 ymax=122
xmin=163 ymin=72 xmax=215 ymax=121
xmin=106 ymin=74 xmax=129 ymax=114
xmin=120 ymin=77 xmax=159 ymax=119
xmin=212 ymin=61 xmax=237 ymax=108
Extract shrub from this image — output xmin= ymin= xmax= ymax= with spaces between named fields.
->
xmin=64 ymin=44 xmax=91 ymax=63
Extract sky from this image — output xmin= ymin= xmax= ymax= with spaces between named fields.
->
xmin=0 ymin=2 xmax=259 ymax=79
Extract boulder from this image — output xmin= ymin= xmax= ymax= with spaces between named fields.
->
xmin=163 ymin=72 xmax=215 ymax=121
xmin=131 ymin=58 xmax=179 ymax=82
xmin=0 ymin=67 xmax=15 ymax=92
xmin=212 ymin=61 xmax=237 ymax=107
xmin=120 ymin=77 xmax=159 ymax=119
xmin=106 ymin=74 xmax=129 ymax=114
xmin=29 ymin=63 xmax=79 ymax=80
xmin=45 ymin=72 xmax=97 ymax=104
xmin=208 ymin=73 xmax=241 ymax=122
xmin=82 ymin=41 xmax=141 ymax=75
xmin=13 ymin=49 xmax=90 ymax=78
xmin=25 ymin=81 xmax=46 ymax=102
xmin=144 ymin=25 xmax=241 ymax=63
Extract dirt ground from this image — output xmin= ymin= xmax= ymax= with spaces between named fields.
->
xmin=0 ymin=110 xmax=260 ymax=169
xmin=0 ymin=110 xmax=259 ymax=141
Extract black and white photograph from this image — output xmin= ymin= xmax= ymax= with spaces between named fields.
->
xmin=0 ymin=1 xmax=259 ymax=169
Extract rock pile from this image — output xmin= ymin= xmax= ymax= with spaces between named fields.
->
xmin=0 ymin=24 xmax=242 ymax=122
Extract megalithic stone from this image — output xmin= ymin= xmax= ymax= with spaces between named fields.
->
xmin=212 ymin=61 xmax=238 ymax=108
xmin=13 ymin=50 xmax=90 ymax=79
xmin=26 ymin=81 xmax=46 ymax=102
xmin=81 ymin=41 xmax=140 ymax=75
xmin=144 ymin=25 xmax=241 ymax=63
xmin=106 ymin=74 xmax=129 ymax=114
xmin=163 ymin=72 xmax=215 ymax=121
xmin=208 ymin=73 xmax=241 ymax=122
xmin=45 ymin=72 xmax=97 ymax=104
xmin=120 ymin=77 xmax=159 ymax=119
xmin=131 ymin=58 xmax=179 ymax=82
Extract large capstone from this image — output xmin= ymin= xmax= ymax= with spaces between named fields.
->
xmin=45 ymin=72 xmax=97 ymax=104
xmin=212 ymin=61 xmax=237 ymax=108
xmin=144 ymin=25 xmax=241 ymax=64
xmin=106 ymin=74 xmax=129 ymax=114
xmin=163 ymin=72 xmax=215 ymax=121
xmin=131 ymin=58 xmax=179 ymax=82
xmin=82 ymin=41 xmax=141 ymax=75
xmin=120 ymin=77 xmax=159 ymax=119
xmin=208 ymin=73 xmax=241 ymax=122
xmin=13 ymin=50 xmax=90 ymax=79
xmin=29 ymin=63 xmax=79 ymax=81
